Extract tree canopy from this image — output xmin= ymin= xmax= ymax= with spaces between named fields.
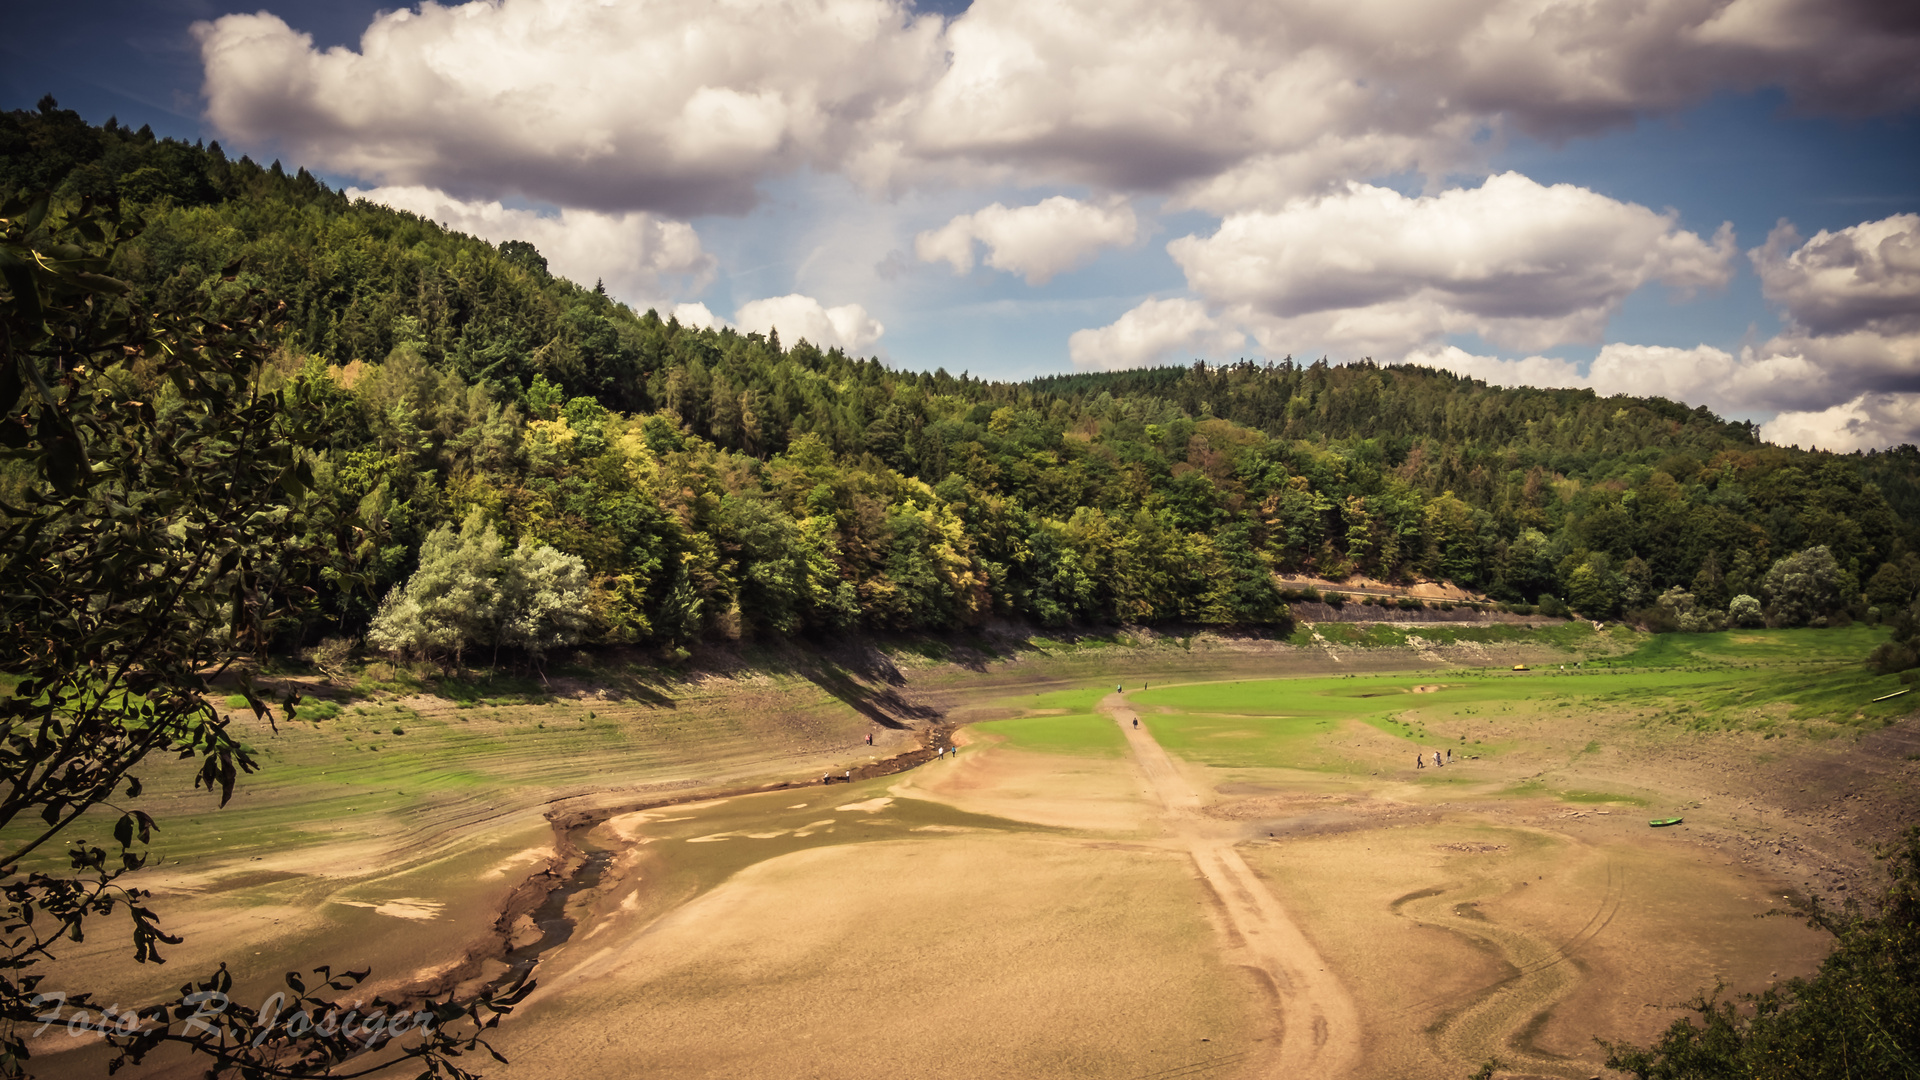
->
xmin=6 ymin=98 xmax=1920 ymax=653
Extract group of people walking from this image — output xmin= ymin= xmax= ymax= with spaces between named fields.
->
xmin=1415 ymin=749 xmax=1452 ymax=769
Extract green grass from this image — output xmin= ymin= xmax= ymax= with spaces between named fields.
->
xmin=1597 ymin=624 xmax=1888 ymax=669
xmin=1124 ymin=625 xmax=1910 ymax=774
xmin=996 ymin=685 xmax=1113 ymax=713
xmin=1559 ymin=788 xmax=1648 ymax=805
xmin=977 ymin=712 xmax=1127 ymax=756
xmin=292 ymin=698 xmax=342 ymax=721
xmin=1141 ymin=710 xmax=1356 ymax=771
xmin=1134 ymin=676 xmax=1498 ymax=770
xmin=1494 ymin=781 xmax=1648 ymax=806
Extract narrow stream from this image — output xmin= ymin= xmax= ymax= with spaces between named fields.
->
xmin=492 ymin=824 xmax=613 ymax=990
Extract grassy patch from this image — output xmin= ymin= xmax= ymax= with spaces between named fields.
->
xmin=977 ymin=712 xmax=1127 ymax=757
xmin=1141 ymin=710 xmax=1355 ymax=771
xmin=999 ymin=685 xmax=1113 ymax=713
xmin=1598 ymin=625 xmax=1888 ymax=669
xmin=292 ymin=699 xmax=342 ymax=721
xmin=1557 ymin=789 xmax=1647 ymax=805
xmin=1134 ymin=626 xmax=1906 ymax=766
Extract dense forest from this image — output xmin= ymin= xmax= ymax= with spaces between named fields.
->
xmin=8 ymin=98 xmax=1920 ymax=667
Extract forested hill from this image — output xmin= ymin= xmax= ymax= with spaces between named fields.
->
xmin=7 ymin=98 xmax=1920 ymax=661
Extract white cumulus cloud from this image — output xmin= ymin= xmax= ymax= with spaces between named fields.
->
xmin=1730 ymin=214 xmax=1920 ymax=434
xmin=1068 ymin=298 xmax=1245 ymax=371
xmin=1401 ymin=345 xmax=1586 ymax=390
xmin=671 ymin=302 xmax=726 ymax=331
xmin=1407 ymin=341 xmax=1828 ymax=417
xmin=905 ymin=0 xmax=1920 ymax=209
xmin=349 ymin=185 xmax=715 ymax=310
xmin=733 ymin=294 xmax=885 ymax=354
xmin=1762 ymin=393 xmax=1920 ymax=453
xmin=196 ymin=1 xmax=1920 ymax=215
xmin=1751 ymin=214 xmax=1920 ymax=337
xmin=196 ymin=1 xmax=943 ymax=215
xmin=1167 ymin=172 xmax=1735 ymax=359
xmin=915 ymin=196 xmax=1138 ymax=284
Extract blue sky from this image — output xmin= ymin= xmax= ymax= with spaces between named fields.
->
xmin=7 ymin=0 xmax=1919 ymax=447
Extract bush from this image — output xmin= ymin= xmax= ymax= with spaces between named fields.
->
xmin=1728 ymin=593 xmax=1764 ymax=628
xmin=1870 ymin=639 xmax=1920 ymax=675
xmin=1537 ymin=594 xmax=1568 ymax=618
xmin=301 ymin=636 xmax=355 ymax=681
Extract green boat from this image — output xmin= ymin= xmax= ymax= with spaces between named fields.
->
xmin=1649 ymin=817 xmax=1683 ymax=827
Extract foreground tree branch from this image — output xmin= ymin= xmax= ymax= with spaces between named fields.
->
xmin=0 ymin=194 xmax=530 ymax=1078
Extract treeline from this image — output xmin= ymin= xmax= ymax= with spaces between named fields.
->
xmin=8 ymin=100 xmax=1920 ymax=665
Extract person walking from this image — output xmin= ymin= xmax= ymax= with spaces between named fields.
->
xmin=1433 ymin=750 xmax=1443 ymax=768
xmin=1415 ymin=754 xmax=1424 ymax=769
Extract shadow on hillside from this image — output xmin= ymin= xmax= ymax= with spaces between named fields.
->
xmin=766 ymin=639 xmax=942 ymax=730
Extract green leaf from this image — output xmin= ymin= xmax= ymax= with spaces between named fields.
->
xmin=0 ymin=249 xmax=46 ymax=333
xmin=68 ymin=271 xmax=130 ymax=295
xmin=13 ymin=193 xmax=50 ymax=233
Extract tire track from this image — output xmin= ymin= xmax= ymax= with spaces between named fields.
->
xmin=1390 ymin=858 xmax=1627 ymax=1074
xmin=1105 ymin=693 xmax=1361 ymax=1080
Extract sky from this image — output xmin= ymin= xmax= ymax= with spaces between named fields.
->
xmin=6 ymin=0 xmax=1919 ymax=449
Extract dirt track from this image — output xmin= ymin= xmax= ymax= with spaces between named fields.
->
xmin=1106 ymin=692 xmax=1363 ymax=1080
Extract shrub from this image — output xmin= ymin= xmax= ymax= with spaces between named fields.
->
xmin=301 ymin=636 xmax=355 ymax=681
xmin=1728 ymin=593 xmax=1764 ymax=628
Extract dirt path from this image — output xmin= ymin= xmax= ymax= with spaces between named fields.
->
xmin=1104 ymin=692 xmax=1363 ymax=1080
